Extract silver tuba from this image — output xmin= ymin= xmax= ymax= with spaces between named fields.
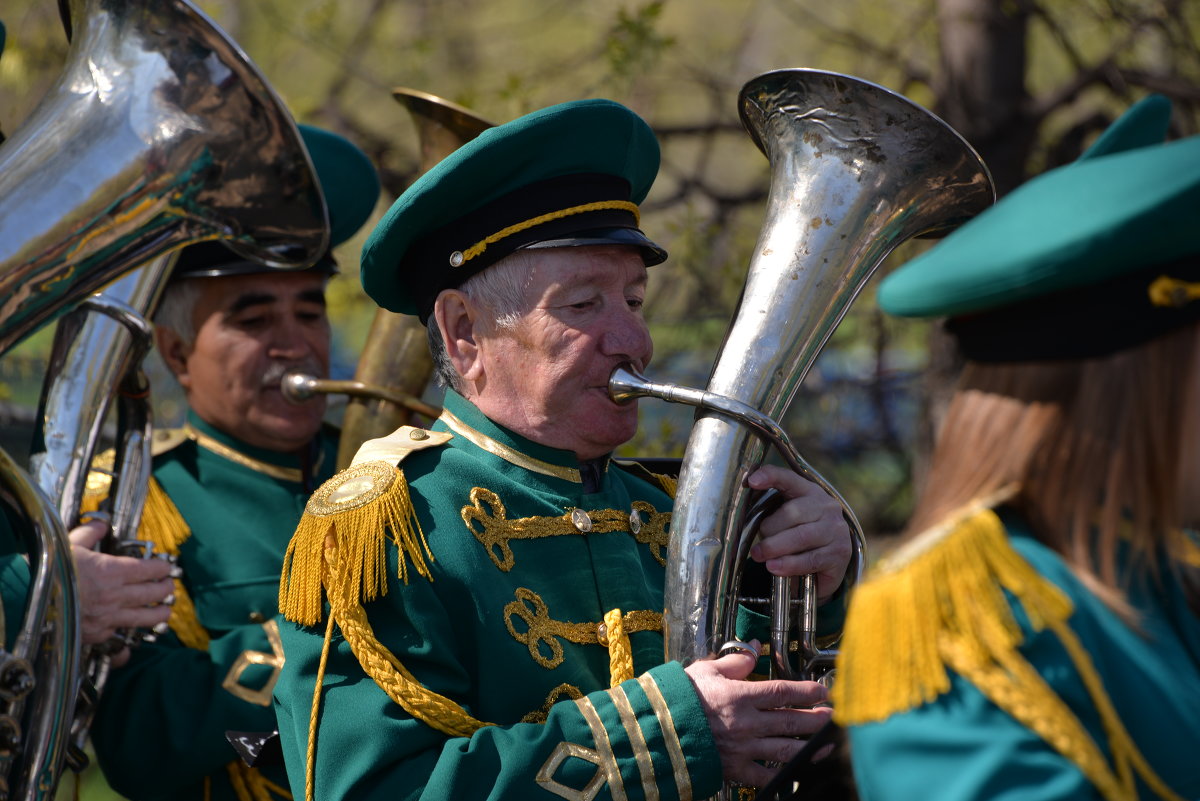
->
xmin=0 ymin=0 xmax=329 ymax=796
xmin=610 ymin=69 xmax=995 ymax=685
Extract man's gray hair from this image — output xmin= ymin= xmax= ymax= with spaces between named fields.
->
xmin=427 ymin=249 xmax=540 ymax=390
xmin=154 ymin=278 xmax=202 ymax=345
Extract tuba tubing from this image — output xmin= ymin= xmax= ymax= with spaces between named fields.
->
xmin=332 ymin=89 xmax=493 ymax=467
xmin=0 ymin=0 xmax=332 ymax=796
xmin=623 ymin=69 xmax=995 ymax=680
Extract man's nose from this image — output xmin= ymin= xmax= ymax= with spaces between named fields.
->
xmin=600 ymin=311 xmax=653 ymax=368
xmin=267 ymin=318 xmax=315 ymax=360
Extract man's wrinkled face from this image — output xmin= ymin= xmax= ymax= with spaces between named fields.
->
xmin=161 ymin=271 xmax=331 ymax=453
xmin=470 ymin=245 xmax=654 ymax=461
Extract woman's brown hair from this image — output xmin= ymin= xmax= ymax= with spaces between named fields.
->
xmin=906 ymin=321 xmax=1200 ymax=609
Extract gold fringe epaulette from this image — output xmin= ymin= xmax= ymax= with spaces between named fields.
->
xmin=279 ymin=460 xmax=433 ymax=628
xmin=287 ymin=427 xmax=496 ymax=801
xmin=832 ymin=500 xmax=1186 ymax=801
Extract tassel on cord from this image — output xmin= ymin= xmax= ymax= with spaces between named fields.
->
xmin=279 ymin=461 xmax=433 ymax=627
xmin=832 ymin=505 xmax=1185 ymax=801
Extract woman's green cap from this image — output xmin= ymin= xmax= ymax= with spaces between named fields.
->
xmin=360 ymin=99 xmax=665 ymax=322
xmin=877 ymin=95 xmax=1200 ymax=360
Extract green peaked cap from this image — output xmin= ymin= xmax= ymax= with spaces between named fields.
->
xmin=173 ymin=124 xmax=379 ymax=280
xmin=877 ymin=94 xmax=1197 ymax=321
xmin=360 ymin=98 xmax=664 ymax=321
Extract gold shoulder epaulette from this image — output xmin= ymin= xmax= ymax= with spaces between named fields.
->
xmin=278 ymin=426 xmax=451 ymax=627
xmin=283 ymin=424 xmax=491 ymax=786
xmin=81 ymin=430 xmax=188 ymax=505
xmin=832 ymin=497 xmax=1187 ymax=801
xmin=150 ymin=427 xmax=190 ymax=457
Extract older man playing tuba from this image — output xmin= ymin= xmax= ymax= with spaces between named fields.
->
xmin=274 ymin=99 xmax=853 ymax=801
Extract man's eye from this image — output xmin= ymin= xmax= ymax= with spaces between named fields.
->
xmin=568 ymin=300 xmax=596 ymax=310
xmin=627 ymin=298 xmax=644 ymax=311
xmin=236 ymin=316 xmax=268 ymax=329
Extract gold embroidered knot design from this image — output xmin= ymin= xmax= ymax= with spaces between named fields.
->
xmin=305 ymin=460 xmax=397 ymax=516
xmin=461 ymin=488 xmax=670 ymax=570
xmin=504 ymin=588 xmax=662 ymax=672
xmin=521 ymin=683 xmax=585 ymax=724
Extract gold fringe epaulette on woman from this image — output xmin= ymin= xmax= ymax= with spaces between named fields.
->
xmin=833 ymin=500 xmax=1185 ymax=801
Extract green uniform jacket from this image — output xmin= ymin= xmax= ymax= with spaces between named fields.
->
xmin=92 ymin=412 xmax=337 ymax=801
xmin=843 ymin=509 xmax=1200 ymax=801
xmin=274 ymin=390 xmax=724 ymax=801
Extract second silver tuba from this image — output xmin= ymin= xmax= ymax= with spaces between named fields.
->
xmin=610 ymin=69 xmax=995 ymax=683
xmin=0 ymin=0 xmax=329 ymax=797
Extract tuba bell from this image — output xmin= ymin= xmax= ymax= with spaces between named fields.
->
xmin=0 ymin=0 xmax=329 ymax=796
xmin=609 ymin=69 xmax=995 ymax=689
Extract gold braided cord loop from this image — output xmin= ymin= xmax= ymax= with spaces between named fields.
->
xmin=521 ymin=683 xmax=585 ymax=724
xmin=833 ymin=506 xmax=1185 ymax=801
xmin=603 ymin=608 xmax=634 ymax=686
xmin=462 ymin=487 xmax=669 ymax=570
xmin=323 ymin=537 xmax=491 ymax=738
xmin=456 ymin=200 xmax=641 ymax=266
xmin=279 ymin=461 xmax=433 ymax=627
xmin=304 ymin=615 xmax=337 ymax=801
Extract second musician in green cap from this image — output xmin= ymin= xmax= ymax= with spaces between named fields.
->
xmin=87 ymin=125 xmax=380 ymax=801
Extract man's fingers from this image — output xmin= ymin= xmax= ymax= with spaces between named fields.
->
xmin=117 ymin=577 xmax=175 ymax=608
xmin=68 ymin=520 xmax=108 ymax=549
xmin=110 ymin=604 xmax=172 ymax=631
xmin=709 ymin=641 xmax=761 ymax=680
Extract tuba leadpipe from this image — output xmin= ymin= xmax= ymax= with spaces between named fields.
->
xmin=610 ymin=69 xmax=995 ymax=687
xmin=0 ymin=0 xmax=330 ymax=796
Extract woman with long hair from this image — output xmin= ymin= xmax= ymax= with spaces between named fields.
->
xmin=832 ymin=95 xmax=1200 ymax=801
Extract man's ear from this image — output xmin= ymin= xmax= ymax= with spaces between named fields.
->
xmin=434 ymin=290 xmax=484 ymax=385
xmin=155 ymin=325 xmax=193 ymax=390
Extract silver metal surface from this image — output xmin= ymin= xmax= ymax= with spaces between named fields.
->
xmin=0 ymin=0 xmax=329 ymax=355
xmin=28 ymin=258 xmax=174 ymax=778
xmin=0 ymin=0 xmax=333 ymax=796
xmin=616 ymin=69 xmax=994 ymax=683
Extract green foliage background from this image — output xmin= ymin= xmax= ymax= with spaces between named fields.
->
xmin=0 ymin=0 xmax=1196 ymax=797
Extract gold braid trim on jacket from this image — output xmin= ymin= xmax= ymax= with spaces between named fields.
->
xmin=832 ymin=501 xmax=1185 ymax=801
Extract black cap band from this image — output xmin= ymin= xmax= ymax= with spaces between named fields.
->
xmin=948 ymin=256 xmax=1200 ymax=362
